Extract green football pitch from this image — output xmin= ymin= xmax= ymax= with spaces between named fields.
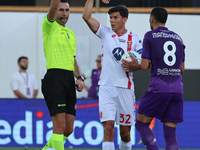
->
xmin=0 ymin=148 xmax=200 ymax=150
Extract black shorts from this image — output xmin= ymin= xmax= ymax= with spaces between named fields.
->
xmin=42 ymin=69 xmax=77 ymax=116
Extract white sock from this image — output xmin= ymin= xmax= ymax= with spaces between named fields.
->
xmin=119 ymin=140 xmax=132 ymax=150
xmin=102 ymin=142 xmax=115 ymax=150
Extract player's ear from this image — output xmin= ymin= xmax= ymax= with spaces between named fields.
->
xmin=123 ymin=17 xmax=128 ymax=24
xmin=149 ymin=16 xmax=154 ymax=24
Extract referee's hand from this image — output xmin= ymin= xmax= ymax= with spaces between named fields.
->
xmin=76 ymin=79 xmax=84 ymax=92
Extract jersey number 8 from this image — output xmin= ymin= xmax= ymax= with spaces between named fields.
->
xmin=163 ymin=41 xmax=176 ymax=66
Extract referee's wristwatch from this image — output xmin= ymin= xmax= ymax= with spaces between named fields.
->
xmin=77 ymin=75 xmax=84 ymax=81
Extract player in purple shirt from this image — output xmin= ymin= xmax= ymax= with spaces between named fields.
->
xmin=135 ymin=7 xmax=185 ymax=150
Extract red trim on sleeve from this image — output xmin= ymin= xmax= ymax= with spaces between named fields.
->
xmin=94 ymin=22 xmax=100 ymax=34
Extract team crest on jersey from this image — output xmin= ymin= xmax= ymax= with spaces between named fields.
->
xmin=127 ymin=41 xmax=132 ymax=49
xmin=112 ymin=47 xmax=124 ymax=62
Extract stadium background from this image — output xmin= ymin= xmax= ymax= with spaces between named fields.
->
xmin=0 ymin=0 xmax=200 ymax=149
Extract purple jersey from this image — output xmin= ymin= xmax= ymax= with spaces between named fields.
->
xmin=142 ymin=27 xmax=185 ymax=93
xmin=88 ymin=69 xmax=100 ymax=99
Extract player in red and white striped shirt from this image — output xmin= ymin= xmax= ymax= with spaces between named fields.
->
xmin=83 ymin=0 xmax=142 ymax=149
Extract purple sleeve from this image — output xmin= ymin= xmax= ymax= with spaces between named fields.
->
xmin=182 ymin=47 xmax=185 ymax=62
xmin=142 ymin=32 xmax=151 ymax=60
xmin=182 ymin=41 xmax=185 ymax=62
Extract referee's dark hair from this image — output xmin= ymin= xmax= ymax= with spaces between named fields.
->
xmin=18 ymin=56 xmax=28 ymax=63
xmin=108 ymin=5 xmax=129 ymax=18
xmin=151 ymin=7 xmax=168 ymax=24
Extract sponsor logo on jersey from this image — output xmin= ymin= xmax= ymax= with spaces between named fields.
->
xmin=157 ymin=68 xmax=169 ymax=75
xmin=57 ymin=104 xmax=66 ymax=107
xmin=112 ymin=47 xmax=124 ymax=62
xmin=118 ymin=38 xmax=126 ymax=43
xmin=157 ymin=68 xmax=181 ymax=76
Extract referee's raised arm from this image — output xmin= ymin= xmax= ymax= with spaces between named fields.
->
xmin=48 ymin=0 xmax=60 ymax=21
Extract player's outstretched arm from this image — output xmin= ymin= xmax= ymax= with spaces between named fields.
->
xmin=48 ymin=0 xmax=60 ymax=21
xmin=82 ymin=0 xmax=100 ymax=33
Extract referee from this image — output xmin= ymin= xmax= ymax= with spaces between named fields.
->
xmin=41 ymin=0 xmax=84 ymax=150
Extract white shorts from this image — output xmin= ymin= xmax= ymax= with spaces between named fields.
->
xmin=99 ymin=86 xmax=136 ymax=126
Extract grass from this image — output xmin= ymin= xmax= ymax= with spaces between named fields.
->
xmin=0 ymin=148 xmax=200 ymax=150
xmin=0 ymin=148 xmax=137 ymax=150
xmin=0 ymin=148 xmax=105 ymax=150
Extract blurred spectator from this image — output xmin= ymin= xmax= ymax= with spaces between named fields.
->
xmin=10 ymin=56 xmax=38 ymax=99
xmin=82 ymin=55 xmax=102 ymax=99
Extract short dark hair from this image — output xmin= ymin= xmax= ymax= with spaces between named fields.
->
xmin=151 ymin=7 xmax=168 ymax=24
xmin=60 ymin=0 xmax=68 ymax=2
xmin=108 ymin=5 xmax=128 ymax=18
xmin=18 ymin=56 xmax=28 ymax=63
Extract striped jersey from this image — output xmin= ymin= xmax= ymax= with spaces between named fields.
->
xmin=96 ymin=23 xmax=143 ymax=90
